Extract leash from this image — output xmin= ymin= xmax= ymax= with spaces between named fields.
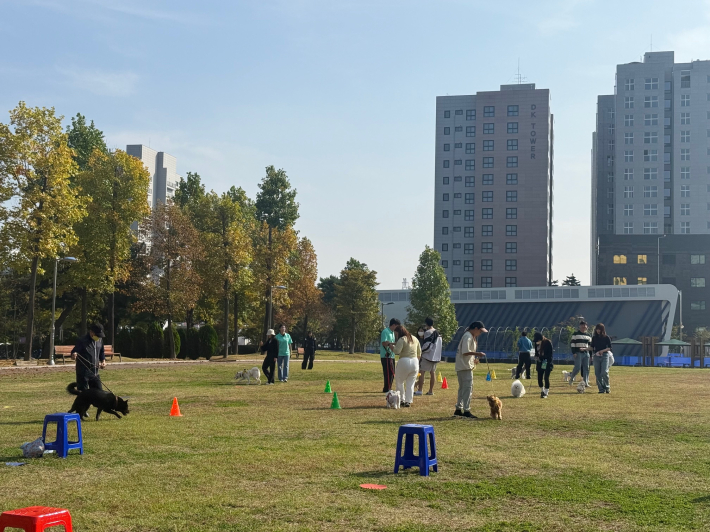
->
xmin=74 ymin=355 xmax=116 ymax=395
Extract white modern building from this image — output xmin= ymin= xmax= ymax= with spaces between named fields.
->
xmin=126 ymin=145 xmax=179 ymax=209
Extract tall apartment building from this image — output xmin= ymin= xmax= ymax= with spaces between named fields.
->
xmin=126 ymin=145 xmax=179 ymax=209
xmin=434 ymin=84 xmax=554 ymax=289
xmin=592 ymin=51 xmax=710 ymax=331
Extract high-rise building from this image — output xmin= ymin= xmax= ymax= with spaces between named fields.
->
xmin=592 ymin=51 xmax=710 ymax=331
xmin=126 ymin=145 xmax=179 ymax=209
xmin=434 ymin=84 xmax=554 ymax=289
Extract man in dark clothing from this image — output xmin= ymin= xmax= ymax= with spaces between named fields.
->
xmin=71 ymin=323 xmax=106 ymax=391
xmin=302 ymin=331 xmax=317 ymax=370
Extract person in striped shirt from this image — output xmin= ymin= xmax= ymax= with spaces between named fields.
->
xmin=569 ymin=321 xmax=592 ymax=387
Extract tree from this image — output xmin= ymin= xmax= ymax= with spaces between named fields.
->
xmin=135 ymin=202 xmax=204 ymax=358
xmin=334 ymin=258 xmax=380 ymax=354
xmin=0 ymin=102 xmax=85 ymax=359
xmin=174 ymin=171 xmax=205 ymax=210
xmin=562 ymin=274 xmax=581 ymax=286
xmin=66 ymin=113 xmax=107 ymax=171
xmin=549 ymin=280 xmax=559 ymax=286
xmin=406 ymin=246 xmax=458 ymax=343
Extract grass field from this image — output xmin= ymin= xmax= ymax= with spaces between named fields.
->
xmin=2 ymin=353 xmax=710 ymax=531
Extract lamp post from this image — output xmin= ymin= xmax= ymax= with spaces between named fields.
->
xmin=49 ymin=257 xmax=78 ymax=366
xmin=269 ymin=285 xmax=287 ymax=331
xmin=657 ymin=234 xmax=666 ymax=284
xmin=380 ymin=301 xmax=394 ymax=328
xmin=679 ymin=290 xmax=683 ymax=343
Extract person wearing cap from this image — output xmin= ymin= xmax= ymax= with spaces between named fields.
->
xmin=569 ymin=320 xmax=592 ymax=387
xmin=70 ymin=323 xmax=106 ymax=391
xmin=260 ymin=329 xmax=279 ymax=385
xmin=533 ymin=331 xmax=554 ymax=398
xmin=454 ymin=321 xmax=487 ymax=418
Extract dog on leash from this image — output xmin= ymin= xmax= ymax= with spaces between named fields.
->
xmin=511 ymin=379 xmax=526 ymax=398
xmin=386 ymin=390 xmax=401 ymax=409
xmin=235 ymin=367 xmax=261 ymax=385
xmin=67 ymin=382 xmax=129 ymax=421
xmin=576 ymin=381 xmax=586 ymax=394
xmin=562 ymin=370 xmax=572 ymax=383
xmin=509 ymin=367 xmax=518 ymax=379
xmin=487 ymin=395 xmax=503 ymax=420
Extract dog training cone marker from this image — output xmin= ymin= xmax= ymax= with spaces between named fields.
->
xmin=486 ymin=372 xmax=492 ymax=382
xmin=330 ymin=392 xmax=342 ymax=409
xmin=324 ymin=380 xmax=332 ymax=393
xmin=437 ymin=371 xmax=443 ymax=383
xmin=441 ymin=376 xmax=449 ymax=389
xmin=491 ymin=370 xmax=497 ymax=380
xmin=170 ymin=397 xmax=183 ymax=417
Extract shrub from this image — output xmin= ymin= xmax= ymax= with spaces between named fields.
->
xmin=114 ymin=328 xmax=132 ymax=359
xmin=239 ymin=344 xmax=259 ymax=355
xmin=131 ymin=328 xmax=148 ymax=359
xmin=177 ymin=328 xmax=188 ymax=359
xmin=146 ymin=322 xmax=164 ymax=358
xmin=187 ymin=328 xmax=200 ymax=360
xmin=198 ymin=324 xmax=218 ymax=360
xmin=162 ymin=324 xmax=181 ymax=358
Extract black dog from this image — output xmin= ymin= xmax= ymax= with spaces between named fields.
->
xmin=67 ymin=382 xmax=129 ymax=421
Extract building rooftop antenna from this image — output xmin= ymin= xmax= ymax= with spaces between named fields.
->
xmin=514 ymin=58 xmax=527 ymax=85
xmin=402 ymin=277 xmax=409 ymax=290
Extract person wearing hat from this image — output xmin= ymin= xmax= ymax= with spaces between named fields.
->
xmin=260 ymin=329 xmax=279 ymax=385
xmin=70 ymin=323 xmax=106 ymax=391
xmin=454 ymin=321 xmax=487 ymax=418
xmin=533 ymin=331 xmax=554 ymax=398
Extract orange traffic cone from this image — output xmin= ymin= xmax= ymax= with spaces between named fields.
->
xmin=441 ymin=376 xmax=449 ymax=389
xmin=170 ymin=397 xmax=183 ymax=417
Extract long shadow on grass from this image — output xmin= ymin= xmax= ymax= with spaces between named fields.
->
xmin=0 ymin=420 xmax=45 ymax=425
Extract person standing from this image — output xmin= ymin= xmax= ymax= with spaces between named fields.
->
xmin=302 ymin=331 xmax=317 ymax=370
xmin=393 ymin=325 xmax=421 ymax=407
xmin=569 ymin=321 xmax=592 ymax=387
xmin=454 ymin=321 xmax=487 ymax=418
xmin=515 ymin=330 xmax=533 ymax=379
xmin=380 ymin=318 xmax=400 ymax=393
xmin=415 ymin=317 xmax=442 ymax=396
xmin=70 ymin=323 xmax=106 ymax=391
xmin=260 ymin=329 xmax=278 ymax=385
xmin=533 ymin=332 xmax=554 ymax=399
xmin=591 ymin=323 xmax=612 ymax=394
xmin=275 ymin=324 xmax=293 ymax=382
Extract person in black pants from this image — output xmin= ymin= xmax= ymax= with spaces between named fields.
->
xmin=302 ymin=331 xmax=317 ymax=370
xmin=71 ymin=323 xmax=106 ymax=391
xmin=533 ymin=331 xmax=554 ymax=399
xmin=260 ymin=329 xmax=278 ymax=385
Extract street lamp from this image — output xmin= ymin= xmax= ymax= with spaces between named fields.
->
xmin=269 ymin=285 xmax=287 ymax=331
xmin=49 ymin=257 xmax=78 ymax=366
xmin=657 ymin=234 xmax=666 ymax=284
xmin=380 ymin=301 xmax=394 ymax=327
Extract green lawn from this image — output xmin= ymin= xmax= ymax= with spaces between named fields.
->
xmin=2 ymin=355 xmax=710 ymax=531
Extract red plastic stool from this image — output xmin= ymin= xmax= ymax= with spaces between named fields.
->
xmin=0 ymin=506 xmax=72 ymax=531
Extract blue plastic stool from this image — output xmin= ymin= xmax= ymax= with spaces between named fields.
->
xmin=394 ymin=424 xmax=437 ymax=476
xmin=42 ymin=413 xmax=83 ymax=458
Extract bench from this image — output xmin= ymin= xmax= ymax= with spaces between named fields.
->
xmin=296 ymin=348 xmax=304 ymax=359
xmin=55 ymin=345 xmax=121 ymax=364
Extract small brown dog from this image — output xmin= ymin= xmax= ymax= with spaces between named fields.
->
xmin=487 ymin=395 xmax=502 ymax=420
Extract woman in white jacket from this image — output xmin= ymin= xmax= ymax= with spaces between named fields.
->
xmin=393 ymin=325 xmax=422 ymax=407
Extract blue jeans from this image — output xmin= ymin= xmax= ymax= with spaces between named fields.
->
xmin=593 ymin=354 xmax=610 ymax=392
xmin=570 ymin=352 xmax=590 ymax=384
xmin=277 ymin=355 xmax=290 ymax=381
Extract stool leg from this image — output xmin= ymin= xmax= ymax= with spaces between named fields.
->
xmin=394 ymin=431 xmax=404 ymax=474
xmin=58 ymin=420 xmax=68 ymax=458
xmin=418 ymin=432 xmax=428 ymax=476
xmin=76 ymin=419 xmax=83 ymax=455
xmin=403 ymin=434 xmax=414 ymax=469
xmin=429 ymin=432 xmax=438 ymax=472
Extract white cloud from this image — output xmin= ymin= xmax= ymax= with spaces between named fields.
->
xmin=57 ymin=66 xmax=139 ymax=97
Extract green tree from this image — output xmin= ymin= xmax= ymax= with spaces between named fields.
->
xmin=66 ymin=113 xmax=107 ymax=171
xmin=146 ymin=322 xmax=163 ymax=358
xmin=174 ymin=171 xmax=205 ymax=211
xmin=406 ymin=246 xmax=458 ymax=343
xmin=334 ymin=258 xmax=380 ymax=354
xmin=562 ymin=274 xmax=581 ymax=286
xmin=0 ymin=102 xmax=85 ymax=360
xmin=199 ymin=324 xmax=218 ymax=360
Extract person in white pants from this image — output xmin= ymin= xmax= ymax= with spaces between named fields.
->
xmin=393 ymin=325 xmax=422 ymax=407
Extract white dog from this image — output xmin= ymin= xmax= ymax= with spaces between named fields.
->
xmin=509 ymin=367 xmax=518 ymax=379
xmin=576 ymin=381 xmax=586 ymax=394
xmin=562 ymin=370 xmax=572 ymax=383
xmin=511 ymin=379 xmax=526 ymax=398
xmin=386 ymin=390 xmax=401 ymax=409
xmin=235 ymin=367 xmax=261 ymax=385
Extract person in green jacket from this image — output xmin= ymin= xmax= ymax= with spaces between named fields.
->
xmin=275 ymin=324 xmax=293 ymax=382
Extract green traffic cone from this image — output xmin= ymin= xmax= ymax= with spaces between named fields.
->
xmin=330 ymin=392 xmax=341 ymax=409
xmin=324 ymin=380 xmax=332 ymax=393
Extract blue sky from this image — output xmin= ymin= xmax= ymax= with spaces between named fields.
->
xmin=2 ymin=0 xmax=709 ymax=288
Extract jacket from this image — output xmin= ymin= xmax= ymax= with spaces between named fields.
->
xmin=261 ymin=337 xmax=279 ymax=359
xmin=71 ymin=334 xmax=104 ymax=374
xmin=304 ymin=337 xmax=317 ymax=355
xmin=535 ymin=339 xmax=554 ymax=364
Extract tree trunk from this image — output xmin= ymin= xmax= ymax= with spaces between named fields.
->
xmin=108 ymin=291 xmax=115 ymax=346
xmin=233 ymin=292 xmax=239 ymax=355
xmin=80 ymin=287 xmax=88 ymax=336
xmin=223 ymin=281 xmax=229 ymax=358
xmin=186 ymin=308 xmax=193 ymax=331
xmin=167 ymin=315 xmax=175 ymax=360
xmin=350 ymin=317 xmax=356 ymax=354
xmin=262 ymin=226 xmax=272 ymax=342
xmin=24 ymin=256 xmax=40 ymax=361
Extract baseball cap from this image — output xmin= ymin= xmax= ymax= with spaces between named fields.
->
xmin=468 ymin=321 xmax=488 ymax=333
xmin=90 ymin=323 xmax=105 ymax=338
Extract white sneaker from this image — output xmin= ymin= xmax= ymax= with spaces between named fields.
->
xmin=413 ymin=391 xmax=423 ymax=396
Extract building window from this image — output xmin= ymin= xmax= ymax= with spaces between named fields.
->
xmin=506 ymin=156 xmax=518 ymax=168
xmin=505 ymin=242 xmax=517 ymax=254
xmin=607 ymin=220 xmax=615 ymax=231
xmin=624 ymin=132 xmax=634 ymax=145
xmin=444 ymin=111 xmax=450 ymax=118
xmin=624 ymin=96 xmax=634 ymax=109
xmin=643 ymin=222 xmax=658 ymax=234
xmin=483 ymin=123 xmax=494 ymax=134
xmin=481 ymin=225 xmax=493 ymax=236
xmin=441 ymin=244 xmax=448 ymax=252
xmin=443 ymin=143 xmax=450 ymax=152
xmin=482 ymin=191 xmax=493 ymax=202
xmin=607 ymin=204 xmax=614 ymax=215
xmin=442 ymin=227 xmax=448 ymax=235
xmin=482 ymin=157 xmax=493 ymax=168
xmin=442 ymin=210 xmax=449 ymax=218
xmin=645 ymin=77 xmax=659 ymax=90
xmin=454 ymin=193 xmax=462 ymax=199
xmin=505 ymin=259 xmax=517 ymax=271
xmin=482 ymin=174 xmax=494 ymax=185
xmin=455 ymin=126 xmax=462 ymax=132
xmin=624 ymin=150 xmax=633 ymax=163
xmin=624 ymin=186 xmax=634 ymax=198
xmin=644 ymin=204 xmax=658 ymax=216
xmin=506 ymin=173 xmax=518 ymax=185
xmin=613 ymin=255 xmax=627 ymax=264
xmin=507 ymin=122 xmax=518 ymax=134
xmin=614 ymin=277 xmax=627 ymax=285
xmin=644 ymin=131 xmax=658 ymax=144
xmin=506 ymin=208 xmax=517 ymax=219
xmin=464 ymin=260 xmax=473 ymax=271
xmin=454 ymin=176 xmax=462 ymax=182
xmin=454 ymin=159 xmax=462 ymax=166
xmin=624 ymin=114 xmax=634 ymax=126
xmin=623 ymin=222 xmax=633 ymax=234
xmin=625 ymin=78 xmax=635 ymax=91
xmin=637 ymin=277 xmax=648 ymax=285
xmin=454 ymin=109 xmax=463 ymax=116
xmin=481 ymin=277 xmax=493 ymax=288
xmin=643 ymin=185 xmax=657 ymax=197
xmin=452 ymin=277 xmax=460 ymax=283
xmin=484 ymin=106 xmax=495 ymax=117
xmin=691 ymin=278 xmax=706 ymax=288
xmin=681 ymin=148 xmax=690 ymax=161
xmin=608 ymin=124 xmax=615 ymax=136
xmin=453 ymin=226 xmax=461 ymax=233
xmin=691 ymin=301 xmax=706 ymax=311
xmin=644 ymin=95 xmax=658 ymax=108
xmin=506 ymin=191 xmax=517 ymax=202
xmin=465 ymin=160 xmax=475 ymax=171
xmin=463 ymin=277 xmax=474 ymax=288
xmin=506 ymin=225 xmax=517 ymax=236
xmin=465 ymin=176 xmax=475 ymax=187
xmin=466 ymin=126 xmax=476 ymax=137
xmin=507 ymin=105 xmax=519 ymax=116
xmin=483 ymin=140 xmax=494 ymax=151
xmin=681 ymin=130 xmax=691 ymax=143
xmin=681 ymin=112 xmax=691 ymax=125
xmin=454 ymin=209 xmax=461 ymax=215
xmin=681 ymin=221 xmax=690 ymax=234
xmin=644 ymin=113 xmax=658 ymax=126
xmin=681 ymin=167 xmax=690 ymax=179
xmin=465 ymin=193 xmax=474 ymax=204
xmin=505 ymin=277 xmax=517 ymax=287
xmin=464 ymin=227 xmax=474 ymax=238
xmin=624 ymin=204 xmax=633 ymax=216
xmin=681 ymin=203 xmax=690 ymax=216
xmin=482 ymin=242 xmax=493 ymax=253
xmin=443 ymin=193 xmax=449 ymax=201
xmin=481 ymin=260 xmax=492 ymax=271
xmin=443 ymin=160 xmax=450 ymax=168
xmin=442 ymin=176 xmax=449 ymax=185
xmin=636 ymin=254 xmax=647 ymax=264
xmin=466 ymin=143 xmax=475 ymax=154
xmin=644 ymin=149 xmax=658 ymax=162
xmin=482 ymin=208 xmax=493 ymax=219
xmin=681 ymin=94 xmax=690 ymax=107
xmin=441 ymin=260 xmax=448 ymax=268
xmin=464 ymin=243 xmax=474 ymax=254
xmin=691 ymin=255 xmax=706 ymax=265
xmin=466 ymin=109 xmax=476 ymax=120
xmin=443 ymin=127 xmax=450 ymax=135
xmin=643 ymin=168 xmax=657 ymax=180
